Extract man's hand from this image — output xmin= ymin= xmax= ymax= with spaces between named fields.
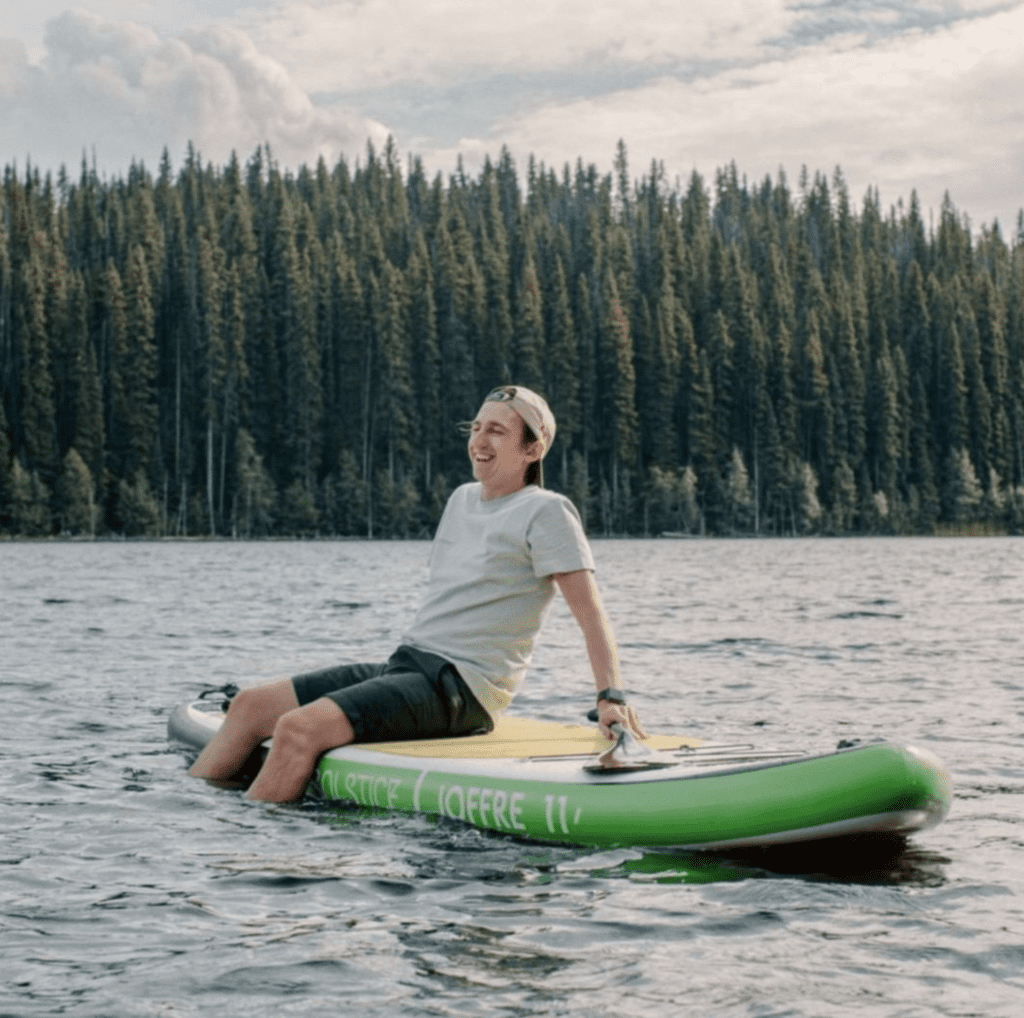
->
xmin=596 ymin=699 xmax=647 ymax=741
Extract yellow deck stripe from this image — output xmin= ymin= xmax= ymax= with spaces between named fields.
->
xmin=356 ymin=715 xmax=704 ymax=759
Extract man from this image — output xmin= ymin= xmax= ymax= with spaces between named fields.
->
xmin=190 ymin=385 xmax=645 ymax=802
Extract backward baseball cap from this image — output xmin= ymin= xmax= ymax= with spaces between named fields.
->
xmin=481 ymin=385 xmax=556 ymax=484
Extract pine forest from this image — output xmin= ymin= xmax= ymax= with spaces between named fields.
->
xmin=2 ymin=140 xmax=1024 ymax=540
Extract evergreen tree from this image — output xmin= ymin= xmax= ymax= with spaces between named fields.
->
xmin=678 ymin=463 xmax=701 ymax=534
xmin=600 ymin=267 xmax=638 ymax=526
xmin=706 ymin=310 xmax=734 ymax=489
xmin=574 ymin=273 xmax=597 ymax=467
xmin=975 ymin=271 xmax=1011 ymax=483
xmin=477 ymin=167 xmax=514 ymax=385
xmin=513 ymin=255 xmax=545 ymax=390
xmin=932 ymin=281 xmax=968 ymax=466
xmin=545 ymin=257 xmax=580 ymax=486
xmin=126 ymin=163 xmax=165 ymax=300
xmin=277 ymin=200 xmax=324 ymax=489
xmin=867 ymin=336 xmax=900 ymax=498
xmin=673 ymin=304 xmax=699 ymax=467
xmin=195 ymin=224 xmax=226 ymax=533
xmin=17 ymin=246 xmax=59 ymax=480
xmin=407 ymin=230 xmax=441 ymax=487
xmin=448 ymin=205 xmax=487 ymax=384
xmin=764 ymin=245 xmax=798 ymax=455
xmin=117 ymin=469 xmax=161 ymax=536
xmin=568 ymin=450 xmax=593 ymax=532
xmin=108 ymin=249 xmax=159 ymax=486
xmin=0 ymin=397 xmax=12 ymax=528
xmin=56 ymin=447 xmax=96 ymax=535
xmin=721 ymin=247 xmax=768 ymax=474
xmin=828 ymin=456 xmax=857 ymax=533
xmin=908 ymin=374 xmax=940 ymax=531
xmin=155 ymin=174 xmax=193 ymax=518
xmin=831 ymin=278 xmax=867 ymax=472
xmin=331 ymin=446 xmax=367 ymax=536
xmin=433 ymin=213 xmax=479 ymax=478
xmin=329 ymin=238 xmax=367 ymax=475
xmin=681 ymin=171 xmax=712 ymax=338
xmin=649 ymin=276 xmax=682 ymax=468
xmin=64 ymin=272 xmax=105 ymax=486
xmin=688 ymin=348 xmax=718 ymax=525
xmin=902 ymin=259 xmax=931 ymax=388
xmin=219 ymin=261 xmax=248 ymax=526
xmin=234 ymin=427 xmax=276 ymax=536
xmin=792 ymin=460 xmax=823 ymax=534
xmin=944 ymin=447 xmax=983 ymax=524
xmin=723 ymin=446 xmax=753 ymax=533
xmin=372 ymin=259 xmax=415 ymax=483
xmin=794 ymin=308 xmax=835 ymax=480
xmin=102 ymin=258 xmax=129 ymax=474
xmin=8 ymin=458 xmax=53 ymax=536
xmin=45 ymin=220 xmax=72 ymax=456
xmin=280 ymin=477 xmax=321 ymax=535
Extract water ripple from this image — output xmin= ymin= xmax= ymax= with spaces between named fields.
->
xmin=2 ymin=537 xmax=1023 ymax=1016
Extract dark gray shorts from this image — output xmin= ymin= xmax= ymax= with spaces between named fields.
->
xmin=291 ymin=645 xmax=492 ymax=743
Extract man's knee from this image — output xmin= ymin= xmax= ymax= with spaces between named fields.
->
xmin=226 ymin=681 xmax=297 ymax=738
xmin=272 ymin=698 xmax=353 ymax=757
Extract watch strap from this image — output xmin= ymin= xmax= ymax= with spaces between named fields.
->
xmin=596 ymin=687 xmax=626 ymax=705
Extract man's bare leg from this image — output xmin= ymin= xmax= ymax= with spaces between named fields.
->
xmin=189 ymin=680 xmax=299 ymax=783
xmin=244 ymin=698 xmax=355 ymax=803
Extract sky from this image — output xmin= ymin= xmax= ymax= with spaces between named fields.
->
xmin=1 ymin=0 xmax=1022 ymax=232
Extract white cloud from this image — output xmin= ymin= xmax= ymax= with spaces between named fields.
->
xmin=1 ymin=2 xmax=1020 ymax=232
xmin=7 ymin=1 xmax=280 ymax=61
xmin=250 ymin=0 xmax=797 ymax=93
xmin=0 ymin=8 xmax=387 ymax=175
xmin=419 ymin=4 xmax=1024 ymax=229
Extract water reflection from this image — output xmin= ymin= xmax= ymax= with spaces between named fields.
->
xmin=539 ymin=836 xmax=948 ymax=887
xmin=304 ymin=799 xmax=948 ymax=888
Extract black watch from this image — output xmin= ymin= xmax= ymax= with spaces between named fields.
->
xmin=596 ymin=687 xmax=626 ymax=706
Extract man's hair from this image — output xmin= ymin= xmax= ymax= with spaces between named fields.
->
xmin=522 ymin=421 xmax=540 ymax=486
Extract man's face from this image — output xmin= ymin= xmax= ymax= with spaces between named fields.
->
xmin=467 ymin=401 xmax=540 ymax=497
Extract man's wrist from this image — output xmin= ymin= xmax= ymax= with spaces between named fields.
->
xmin=596 ymin=687 xmax=626 ymax=705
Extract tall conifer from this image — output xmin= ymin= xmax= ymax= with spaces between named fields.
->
xmin=546 ymin=258 xmax=580 ymax=486
xmin=17 ymin=247 xmax=59 ymax=480
xmin=66 ymin=271 xmax=105 ymax=488
xmin=433 ymin=214 xmax=478 ymax=477
xmin=600 ymin=267 xmax=638 ymax=524
xmin=513 ymin=256 xmax=545 ymax=391
xmin=407 ymin=230 xmax=441 ymax=487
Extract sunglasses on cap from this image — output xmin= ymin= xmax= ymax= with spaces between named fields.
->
xmin=483 ymin=386 xmax=517 ymax=403
xmin=456 ymin=387 xmax=519 ymax=436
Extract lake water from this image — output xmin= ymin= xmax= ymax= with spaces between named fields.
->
xmin=2 ymin=536 xmax=1023 ymax=1017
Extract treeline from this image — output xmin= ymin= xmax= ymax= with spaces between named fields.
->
xmin=1 ymin=140 xmax=1024 ymax=540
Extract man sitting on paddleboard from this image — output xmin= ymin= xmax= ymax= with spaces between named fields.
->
xmin=190 ymin=385 xmax=645 ymax=802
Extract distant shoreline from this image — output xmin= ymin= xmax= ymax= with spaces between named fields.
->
xmin=1 ymin=527 xmax=1015 ymax=544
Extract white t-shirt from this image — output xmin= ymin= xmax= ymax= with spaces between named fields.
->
xmin=403 ymin=482 xmax=595 ymax=719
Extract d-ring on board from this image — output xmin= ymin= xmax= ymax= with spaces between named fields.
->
xmin=585 ymin=723 xmax=677 ymax=773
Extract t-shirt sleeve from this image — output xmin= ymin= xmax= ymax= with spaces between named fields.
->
xmin=426 ymin=486 xmax=463 ymax=569
xmin=526 ymin=495 xmax=596 ymax=578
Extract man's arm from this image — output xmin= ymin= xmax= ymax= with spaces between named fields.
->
xmin=553 ymin=569 xmax=646 ymax=740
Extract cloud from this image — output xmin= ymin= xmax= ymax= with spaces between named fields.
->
xmin=418 ymin=4 xmax=1024 ymax=229
xmin=0 ymin=8 xmax=387 ymax=175
xmin=2 ymin=1 xmax=1020 ymax=232
xmin=250 ymin=0 xmax=798 ymax=93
